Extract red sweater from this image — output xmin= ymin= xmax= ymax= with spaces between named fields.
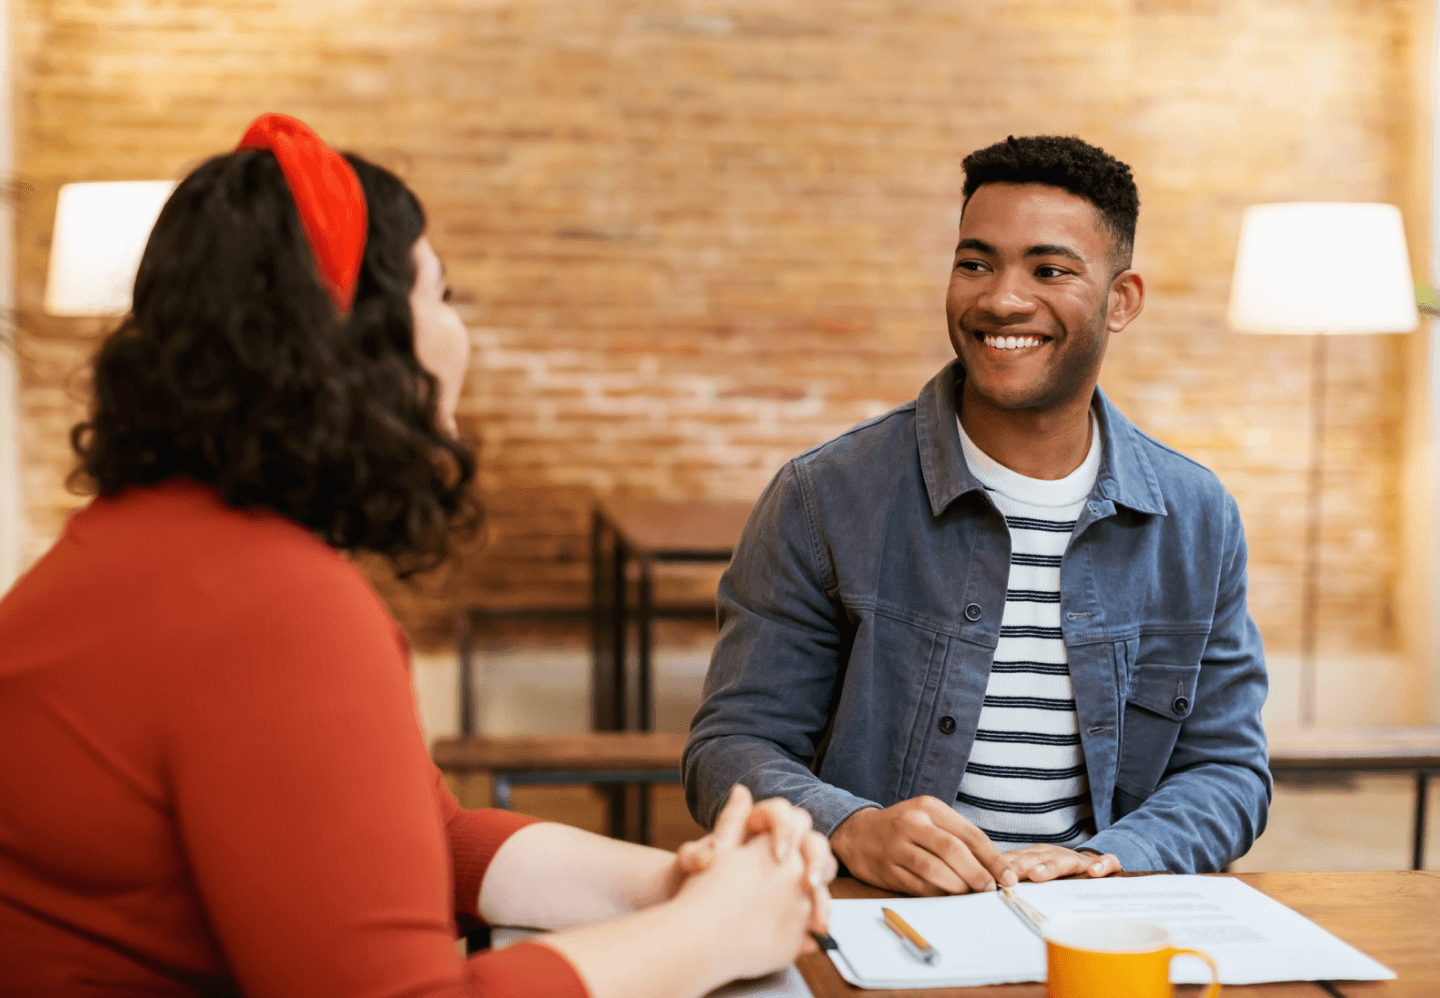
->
xmin=0 ymin=480 xmax=588 ymax=998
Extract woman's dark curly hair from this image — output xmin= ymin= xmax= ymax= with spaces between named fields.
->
xmin=69 ymin=149 xmax=479 ymax=574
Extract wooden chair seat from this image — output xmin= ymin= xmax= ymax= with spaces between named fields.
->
xmin=432 ymin=731 xmax=686 ymax=811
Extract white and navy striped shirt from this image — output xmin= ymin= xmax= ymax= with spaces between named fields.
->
xmin=953 ymin=415 xmax=1100 ymax=850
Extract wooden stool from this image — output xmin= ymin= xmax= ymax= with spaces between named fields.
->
xmin=432 ymin=731 xmax=686 ymax=843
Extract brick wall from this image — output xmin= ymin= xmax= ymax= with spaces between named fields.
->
xmin=11 ymin=0 xmax=1427 ymax=654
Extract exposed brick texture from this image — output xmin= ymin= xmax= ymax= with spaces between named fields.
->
xmin=10 ymin=0 xmax=1425 ymax=653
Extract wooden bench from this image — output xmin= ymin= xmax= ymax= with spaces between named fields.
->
xmin=431 ymin=731 xmax=686 ymax=842
xmin=1266 ymin=725 xmax=1440 ymax=870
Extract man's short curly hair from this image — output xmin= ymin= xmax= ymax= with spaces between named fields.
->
xmin=961 ymin=135 xmax=1139 ymax=270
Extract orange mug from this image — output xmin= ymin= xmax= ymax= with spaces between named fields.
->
xmin=1043 ymin=916 xmax=1220 ymax=998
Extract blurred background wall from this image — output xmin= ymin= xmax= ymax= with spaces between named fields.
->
xmin=0 ymin=0 xmax=16 ymax=593
xmin=8 ymin=0 xmax=1435 ymax=724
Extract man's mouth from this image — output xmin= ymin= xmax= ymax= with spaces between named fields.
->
xmin=977 ymin=331 xmax=1049 ymax=351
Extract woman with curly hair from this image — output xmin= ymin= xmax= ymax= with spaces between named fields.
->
xmin=0 ymin=115 xmax=834 ymax=998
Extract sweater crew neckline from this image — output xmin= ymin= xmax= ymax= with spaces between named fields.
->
xmin=956 ymin=413 xmax=1102 ymax=509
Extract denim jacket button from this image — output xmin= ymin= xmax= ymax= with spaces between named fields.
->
xmin=1173 ymin=695 xmax=1190 ymax=714
xmin=964 ymin=603 xmax=982 ymax=622
xmin=938 ymin=715 xmax=957 ymax=735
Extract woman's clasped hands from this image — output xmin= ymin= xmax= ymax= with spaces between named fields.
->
xmin=666 ymin=785 xmax=837 ymax=978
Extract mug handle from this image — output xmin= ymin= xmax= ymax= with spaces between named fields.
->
xmin=1167 ymin=947 xmax=1221 ymax=998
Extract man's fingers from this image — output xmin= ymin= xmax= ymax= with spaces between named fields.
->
xmin=1004 ymin=849 xmax=1045 ymax=881
xmin=896 ymin=841 xmax=973 ymax=896
xmin=1085 ymin=852 xmax=1122 ymax=877
xmin=1004 ymin=847 xmax=1122 ymax=882
xmin=911 ymin=821 xmax=1005 ymax=894
xmin=882 ymin=858 xmax=948 ymax=898
xmin=1017 ymin=848 xmax=1093 ymax=883
xmin=925 ymin=802 xmax=1016 ymax=888
xmin=711 ymin=782 xmax=753 ymax=849
xmin=964 ymin=828 xmax=1016 ymax=888
xmin=1022 ymin=853 xmax=1076 ymax=883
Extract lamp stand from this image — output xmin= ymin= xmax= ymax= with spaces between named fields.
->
xmin=1298 ymin=333 xmax=1327 ymax=728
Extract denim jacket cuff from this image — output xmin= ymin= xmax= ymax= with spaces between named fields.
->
xmin=799 ymin=788 xmax=882 ymax=838
xmin=1080 ymin=827 xmax=1165 ymax=873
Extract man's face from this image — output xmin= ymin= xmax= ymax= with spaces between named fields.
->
xmin=946 ymin=182 xmax=1131 ymax=413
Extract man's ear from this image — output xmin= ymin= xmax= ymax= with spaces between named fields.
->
xmin=1106 ymin=270 xmax=1144 ymax=334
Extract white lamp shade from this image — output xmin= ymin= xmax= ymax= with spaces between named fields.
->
xmin=1227 ymin=202 xmax=1419 ymax=335
xmin=44 ymin=181 xmax=177 ymax=317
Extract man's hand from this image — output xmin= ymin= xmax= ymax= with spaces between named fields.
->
xmin=829 ymin=796 xmax=1016 ymax=896
xmin=1002 ymin=844 xmax=1121 ymax=883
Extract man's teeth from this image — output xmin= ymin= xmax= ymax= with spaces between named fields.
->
xmin=983 ymin=334 xmax=1044 ymax=350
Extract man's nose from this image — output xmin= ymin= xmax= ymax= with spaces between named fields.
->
xmin=977 ymin=268 xmax=1036 ymax=318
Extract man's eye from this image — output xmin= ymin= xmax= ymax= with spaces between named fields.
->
xmin=955 ymin=259 xmax=987 ymax=272
xmin=442 ymin=287 xmax=454 ymax=303
xmin=1036 ymin=266 xmax=1067 ymax=279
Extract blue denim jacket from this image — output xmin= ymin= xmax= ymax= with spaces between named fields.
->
xmin=683 ymin=361 xmax=1271 ymax=874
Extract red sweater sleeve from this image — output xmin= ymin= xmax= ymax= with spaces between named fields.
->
xmin=163 ymin=554 xmax=587 ymax=998
xmin=431 ymin=770 xmax=534 ymax=925
xmin=431 ymin=781 xmax=585 ymax=995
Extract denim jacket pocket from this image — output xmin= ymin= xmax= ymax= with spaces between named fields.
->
xmin=862 ymin=610 xmax=949 ymax=803
xmin=1114 ymin=661 xmax=1201 ymax=809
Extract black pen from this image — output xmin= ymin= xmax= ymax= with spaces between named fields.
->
xmin=811 ymin=930 xmax=862 ymax=980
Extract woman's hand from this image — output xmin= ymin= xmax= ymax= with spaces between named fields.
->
xmin=670 ymin=834 xmax=817 ymax=982
xmin=672 ymin=784 xmax=837 ymax=936
xmin=1001 ymin=843 xmax=1121 ymax=883
xmin=537 ymin=820 xmax=820 ymax=998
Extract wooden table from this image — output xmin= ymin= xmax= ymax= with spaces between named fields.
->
xmin=589 ymin=497 xmax=753 ymax=733
xmin=589 ymin=498 xmax=753 ymax=840
xmin=796 ymin=872 xmax=1440 ymax=998
xmin=1266 ymin=726 xmax=1440 ymax=870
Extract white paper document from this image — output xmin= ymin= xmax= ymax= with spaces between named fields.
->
xmin=826 ymin=875 xmax=1396 ymax=990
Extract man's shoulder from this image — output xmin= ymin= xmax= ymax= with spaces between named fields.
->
xmin=1112 ymin=411 xmax=1235 ymax=515
xmin=791 ymin=400 xmax=919 ymax=476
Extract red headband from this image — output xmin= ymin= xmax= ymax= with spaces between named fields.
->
xmin=236 ymin=113 xmax=367 ymax=311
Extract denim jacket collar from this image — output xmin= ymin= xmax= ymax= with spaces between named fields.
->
xmin=916 ymin=359 xmax=1168 ymax=518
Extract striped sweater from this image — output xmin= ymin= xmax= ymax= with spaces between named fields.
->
xmin=953 ymin=415 xmax=1100 ymax=850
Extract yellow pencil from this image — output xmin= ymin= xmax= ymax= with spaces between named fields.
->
xmin=881 ymin=906 xmax=939 ymax=965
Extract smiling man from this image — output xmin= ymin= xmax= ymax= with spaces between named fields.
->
xmin=683 ymin=135 xmax=1271 ymax=894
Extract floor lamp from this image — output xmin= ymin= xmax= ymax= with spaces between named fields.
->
xmin=44 ymin=181 xmax=175 ymax=316
xmin=1227 ymin=202 xmax=1419 ymax=727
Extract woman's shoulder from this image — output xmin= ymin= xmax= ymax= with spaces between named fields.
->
xmin=0 ymin=478 xmax=409 ymax=711
xmin=83 ymin=479 xmax=358 ymax=576
xmin=65 ymin=478 xmax=398 ymax=642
